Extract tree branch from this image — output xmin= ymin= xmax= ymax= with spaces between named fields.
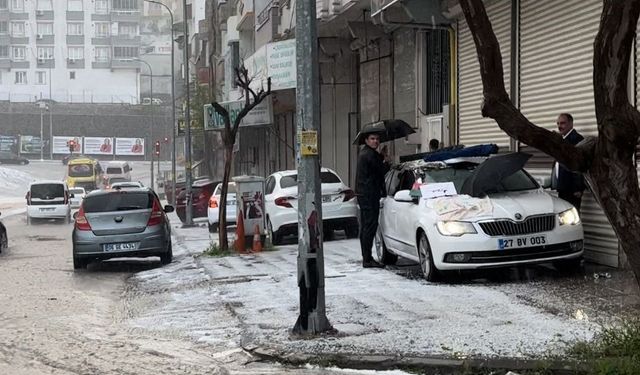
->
xmin=211 ymin=101 xmax=232 ymax=145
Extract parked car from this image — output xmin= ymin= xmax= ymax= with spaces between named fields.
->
xmin=0 ymin=151 xmax=29 ymax=165
xmin=375 ymin=154 xmax=584 ymax=281
xmin=207 ymin=182 xmax=237 ymax=232
xmin=111 ymin=181 xmax=144 ymax=189
xmin=26 ymin=181 xmax=72 ymax=224
xmin=0 ymin=212 xmax=7 ymax=253
xmin=175 ymin=177 xmax=219 ymax=223
xmin=265 ymin=168 xmax=358 ymax=244
xmin=72 ymin=188 xmax=173 ymax=270
xmin=69 ymin=187 xmax=86 ymax=208
xmin=105 ymin=177 xmax=130 ymax=189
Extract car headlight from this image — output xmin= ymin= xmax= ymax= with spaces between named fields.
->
xmin=559 ymin=207 xmax=581 ymax=225
xmin=436 ymin=221 xmax=477 ymax=236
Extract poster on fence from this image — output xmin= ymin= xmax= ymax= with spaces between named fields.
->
xmin=115 ymin=138 xmax=145 ymax=156
xmin=52 ymin=136 xmax=83 ymax=154
xmin=83 ymin=137 xmax=114 ymax=155
xmin=20 ymin=135 xmax=45 ymax=154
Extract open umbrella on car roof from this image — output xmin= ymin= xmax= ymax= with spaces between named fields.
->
xmin=353 ymin=119 xmax=416 ymax=145
xmin=459 ymin=152 xmax=532 ymax=197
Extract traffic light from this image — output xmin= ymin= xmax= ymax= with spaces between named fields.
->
xmin=154 ymin=140 xmax=160 ymax=156
xmin=163 ymin=137 xmax=169 ymax=144
xmin=68 ymin=140 xmax=76 ymax=153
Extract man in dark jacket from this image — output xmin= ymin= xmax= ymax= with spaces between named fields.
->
xmin=356 ymin=133 xmax=390 ymax=268
xmin=551 ymin=113 xmax=585 ymax=209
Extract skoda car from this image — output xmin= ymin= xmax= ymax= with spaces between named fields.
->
xmin=375 ymin=153 xmax=584 ymax=281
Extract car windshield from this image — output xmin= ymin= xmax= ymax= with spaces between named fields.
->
xmin=280 ymin=172 xmax=341 ymax=188
xmin=68 ymin=164 xmax=94 ymax=177
xmin=422 ymin=166 xmax=538 ymax=193
xmin=83 ymin=192 xmax=152 ymax=212
xmin=31 ymin=184 xmax=65 ymax=199
xmin=108 ymin=177 xmax=128 ymax=184
xmin=106 ymin=167 xmax=123 ymax=174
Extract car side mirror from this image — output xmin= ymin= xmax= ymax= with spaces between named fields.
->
xmin=536 ymin=176 xmax=552 ymax=189
xmin=393 ymin=190 xmax=414 ymax=203
xmin=163 ymin=205 xmax=174 ymax=213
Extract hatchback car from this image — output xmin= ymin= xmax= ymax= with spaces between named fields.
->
xmin=69 ymin=187 xmax=86 ymax=208
xmin=265 ymin=168 xmax=358 ymax=244
xmin=207 ymin=182 xmax=237 ymax=232
xmin=105 ymin=177 xmax=129 ymax=189
xmin=72 ymin=188 xmax=173 ymax=270
xmin=175 ymin=177 xmax=218 ymax=223
xmin=0 ymin=151 xmax=29 ymax=165
xmin=26 ymin=181 xmax=72 ymax=224
xmin=375 ymin=153 xmax=584 ymax=281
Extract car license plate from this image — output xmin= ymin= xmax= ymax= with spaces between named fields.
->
xmin=103 ymin=242 xmax=138 ymax=252
xmin=39 ymin=207 xmax=55 ymax=212
xmin=498 ymin=235 xmax=547 ymax=250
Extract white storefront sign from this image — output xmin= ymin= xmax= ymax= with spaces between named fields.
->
xmin=204 ymin=99 xmax=273 ymax=131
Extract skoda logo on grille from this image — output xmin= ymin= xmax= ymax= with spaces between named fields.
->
xmin=514 ymin=213 xmax=523 ymax=220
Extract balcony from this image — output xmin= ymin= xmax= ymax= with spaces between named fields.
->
xmin=0 ymin=11 xmax=9 ymax=21
xmin=66 ymin=35 xmax=85 ymax=45
xmin=237 ymin=0 xmax=254 ymax=31
xmin=10 ymin=36 xmax=29 ymax=44
xmin=67 ymin=58 xmax=85 ymax=69
xmin=11 ymin=60 xmax=29 ymax=68
xmin=36 ymin=10 xmax=54 ymax=20
xmin=9 ymin=12 xmax=28 ymax=20
xmin=66 ymin=11 xmax=85 ymax=20
xmin=111 ymin=34 xmax=141 ymax=46
xmin=0 ymin=59 xmax=10 ymax=69
xmin=35 ymin=34 xmax=55 ymax=44
xmin=111 ymin=10 xmax=141 ymax=22
xmin=91 ymin=13 xmax=110 ymax=21
xmin=111 ymin=58 xmax=139 ymax=69
xmin=36 ymin=59 xmax=54 ymax=68
xmin=92 ymin=60 xmax=111 ymax=69
xmin=91 ymin=36 xmax=111 ymax=45
xmin=0 ymin=34 xmax=9 ymax=44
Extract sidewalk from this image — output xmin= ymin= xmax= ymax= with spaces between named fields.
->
xmin=126 ymin=214 xmax=640 ymax=372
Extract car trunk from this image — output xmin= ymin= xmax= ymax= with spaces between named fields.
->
xmin=82 ymin=192 xmax=153 ymax=235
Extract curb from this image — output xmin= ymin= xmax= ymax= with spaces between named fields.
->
xmin=247 ymin=347 xmax=588 ymax=375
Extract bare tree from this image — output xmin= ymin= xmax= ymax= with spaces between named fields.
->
xmin=459 ymin=0 xmax=640 ymax=283
xmin=212 ymin=66 xmax=271 ymax=250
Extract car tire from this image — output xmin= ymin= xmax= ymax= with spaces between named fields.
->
xmin=417 ymin=231 xmax=439 ymax=281
xmin=73 ymin=256 xmax=86 ymax=270
xmin=553 ymin=256 xmax=583 ymax=273
xmin=267 ymin=219 xmax=281 ymax=246
xmin=345 ymin=225 xmax=359 ymax=239
xmin=375 ymin=228 xmax=397 ymax=265
xmin=160 ymin=242 xmax=173 ymax=265
xmin=208 ymin=223 xmax=218 ymax=233
xmin=0 ymin=229 xmax=7 ymax=253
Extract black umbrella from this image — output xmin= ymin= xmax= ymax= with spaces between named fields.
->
xmin=459 ymin=152 xmax=532 ymax=197
xmin=353 ymin=119 xmax=416 ymax=145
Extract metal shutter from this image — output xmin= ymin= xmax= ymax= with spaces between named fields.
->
xmin=520 ymin=0 xmax=618 ymax=267
xmin=457 ymin=0 xmax=511 ymax=149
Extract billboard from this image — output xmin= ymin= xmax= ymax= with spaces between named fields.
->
xmin=0 ymin=136 xmax=18 ymax=152
xmin=52 ymin=136 xmax=83 ymax=154
xmin=84 ymin=137 xmax=114 ymax=155
xmin=19 ymin=136 xmax=45 ymax=154
xmin=115 ymin=138 xmax=145 ymax=156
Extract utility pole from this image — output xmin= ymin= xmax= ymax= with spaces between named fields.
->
xmin=182 ymin=0 xmax=194 ymax=226
xmin=39 ymin=102 xmax=44 ymax=161
xmin=49 ymin=64 xmax=53 ymax=160
xmin=292 ymin=0 xmax=332 ymax=335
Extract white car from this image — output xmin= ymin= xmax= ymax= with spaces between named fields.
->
xmin=207 ymin=182 xmax=237 ymax=232
xmin=111 ymin=181 xmax=144 ymax=189
xmin=375 ymin=154 xmax=584 ymax=281
xmin=69 ymin=187 xmax=86 ymax=208
xmin=26 ymin=181 xmax=72 ymax=224
xmin=265 ymin=168 xmax=358 ymax=244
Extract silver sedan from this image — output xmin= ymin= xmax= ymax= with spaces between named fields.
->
xmin=72 ymin=188 xmax=173 ymax=270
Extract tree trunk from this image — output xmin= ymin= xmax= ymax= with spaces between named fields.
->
xmin=218 ymin=144 xmax=234 ymax=250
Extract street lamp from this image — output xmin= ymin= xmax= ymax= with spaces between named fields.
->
xmin=143 ymin=0 xmax=177 ymax=205
xmin=132 ymin=57 xmax=154 ymax=189
xmin=182 ymin=0 xmax=194 ymax=226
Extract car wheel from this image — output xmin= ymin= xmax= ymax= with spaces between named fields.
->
xmin=267 ymin=219 xmax=281 ymax=246
xmin=0 ymin=230 xmax=7 ymax=253
xmin=73 ymin=256 xmax=86 ymax=270
xmin=375 ymin=228 xmax=397 ymax=265
xmin=417 ymin=231 xmax=438 ymax=281
xmin=345 ymin=225 xmax=359 ymax=239
xmin=553 ymin=257 xmax=583 ymax=274
xmin=160 ymin=242 xmax=173 ymax=265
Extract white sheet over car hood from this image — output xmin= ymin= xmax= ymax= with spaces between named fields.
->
xmin=486 ymin=189 xmax=570 ymax=220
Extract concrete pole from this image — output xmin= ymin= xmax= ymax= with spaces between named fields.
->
xmin=39 ymin=106 xmax=44 ymax=161
xmin=49 ymin=64 xmax=53 ymax=160
xmin=182 ymin=0 xmax=194 ymax=226
xmin=292 ymin=0 xmax=332 ymax=335
xmin=136 ymin=58 xmax=154 ymax=189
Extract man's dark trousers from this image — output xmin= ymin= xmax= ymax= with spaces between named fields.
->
xmin=359 ymin=202 xmax=379 ymax=263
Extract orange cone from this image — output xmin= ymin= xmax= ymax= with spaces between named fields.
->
xmin=252 ymin=224 xmax=262 ymax=252
xmin=234 ymin=210 xmax=245 ymax=253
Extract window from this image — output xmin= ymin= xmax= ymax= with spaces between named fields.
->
xmin=37 ymin=22 xmax=53 ymax=35
xmin=94 ymin=46 xmax=110 ymax=62
xmin=12 ymin=46 xmax=25 ymax=60
xmin=0 ymin=21 xmax=7 ymax=34
xmin=112 ymin=0 xmax=138 ymax=11
xmin=11 ymin=22 xmax=24 ymax=36
xmin=36 ymin=0 xmax=52 ymax=11
xmin=0 ymin=46 xmax=8 ymax=58
xmin=36 ymin=71 xmax=46 ymax=85
xmin=118 ymin=23 xmax=137 ymax=37
xmin=11 ymin=0 xmax=23 ymax=11
xmin=0 ymin=0 xmax=7 ymax=9
xmin=37 ymin=46 xmax=54 ymax=60
xmin=67 ymin=0 xmax=82 ymax=11
xmin=95 ymin=0 xmax=108 ymax=13
xmin=279 ymin=172 xmax=341 ymax=189
xmin=94 ymin=22 xmax=110 ymax=37
xmin=68 ymin=47 xmax=84 ymax=60
xmin=113 ymin=46 xmax=138 ymax=59
xmin=67 ymin=23 xmax=83 ymax=36
xmin=69 ymin=71 xmax=76 ymax=79
xmin=83 ymin=192 xmax=153 ymax=213
xmin=15 ymin=71 xmax=27 ymax=84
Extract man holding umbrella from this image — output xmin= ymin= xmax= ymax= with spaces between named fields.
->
xmin=356 ymin=132 xmax=390 ymax=268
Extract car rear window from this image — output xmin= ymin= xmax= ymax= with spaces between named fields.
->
xmin=280 ymin=172 xmax=340 ymax=188
xmin=106 ymin=167 xmax=123 ymax=174
xmin=422 ymin=167 xmax=538 ymax=193
xmin=83 ymin=192 xmax=153 ymax=213
xmin=69 ymin=164 xmax=94 ymax=177
xmin=31 ymin=184 xmax=65 ymax=199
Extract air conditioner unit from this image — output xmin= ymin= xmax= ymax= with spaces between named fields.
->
xmin=36 ymin=34 xmax=44 ymax=40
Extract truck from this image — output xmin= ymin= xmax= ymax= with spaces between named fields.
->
xmin=65 ymin=157 xmax=103 ymax=191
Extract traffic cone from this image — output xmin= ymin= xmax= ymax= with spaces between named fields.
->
xmin=234 ymin=210 xmax=245 ymax=253
xmin=252 ymin=224 xmax=262 ymax=252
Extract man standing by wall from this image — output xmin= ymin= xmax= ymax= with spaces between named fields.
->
xmin=356 ymin=133 xmax=390 ymax=268
xmin=552 ymin=113 xmax=585 ymax=209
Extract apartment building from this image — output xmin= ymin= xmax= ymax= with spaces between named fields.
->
xmin=0 ymin=0 xmax=142 ymax=104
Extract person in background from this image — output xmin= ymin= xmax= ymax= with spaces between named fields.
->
xmin=428 ymin=139 xmax=440 ymax=152
xmin=551 ymin=113 xmax=585 ymax=210
xmin=355 ymin=133 xmax=390 ymax=268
